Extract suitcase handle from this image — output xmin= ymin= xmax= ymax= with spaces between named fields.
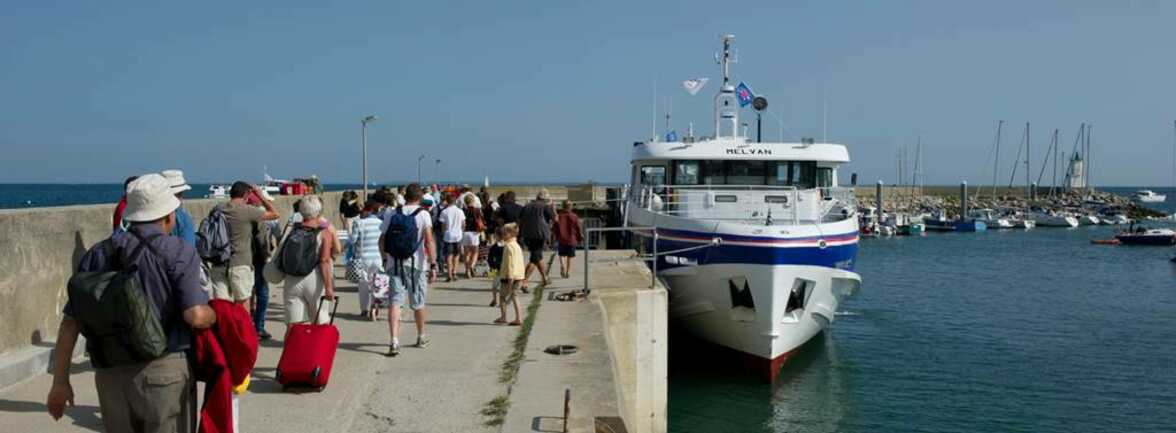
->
xmin=316 ymin=296 xmax=340 ymax=325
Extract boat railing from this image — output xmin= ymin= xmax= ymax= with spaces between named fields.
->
xmin=632 ymin=184 xmax=856 ymax=225
xmin=581 ymin=226 xmax=722 ymax=291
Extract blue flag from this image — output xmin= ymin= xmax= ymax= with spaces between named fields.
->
xmin=735 ymin=82 xmax=754 ymax=107
xmin=665 ymin=131 xmax=678 ymax=142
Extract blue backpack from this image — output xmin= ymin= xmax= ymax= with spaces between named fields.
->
xmin=383 ymin=207 xmax=425 ymax=263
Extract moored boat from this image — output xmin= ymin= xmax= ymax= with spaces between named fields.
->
xmin=1031 ymin=211 xmax=1079 ymax=228
xmin=1115 ymin=227 xmax=1176 ymax=245
xmin=624 ymin=35 xmax=861 ymax=381
xmin=1132 ymin=190 xmax=1167 ymax=203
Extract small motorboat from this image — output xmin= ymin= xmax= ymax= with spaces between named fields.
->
xmin=1115 ymin=227 xmax=1176 ymax=246
xmin=1030 ymin=211 xmax=1079 ymax=228
xmin=1090 ymin=238 xmax=1120 ymax=245
xmin=206 ymin=185 xmax=229 ymax=199
xmin=970 ymin=209 xmax=1014 ymax=229
xmin=1132 ymin=190 xmax=1167 ymax=203
xmin=1078 ymin=215 xmax=1101 ymax=226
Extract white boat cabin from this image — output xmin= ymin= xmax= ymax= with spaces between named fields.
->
xmin=629 ymin=137 xmax=856 ymax=226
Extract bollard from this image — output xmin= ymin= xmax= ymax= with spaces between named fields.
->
xmin=563 ymin=388 xmax=571 ymax=433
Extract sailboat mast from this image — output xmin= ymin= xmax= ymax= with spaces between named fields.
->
xmin=992 ymin=120 xmax=1003 ymax=201
xmin=1026 ymin=122 xmax=1032 ymax=199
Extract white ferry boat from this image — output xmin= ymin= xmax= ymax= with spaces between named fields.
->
xmin=1132 ymin=190 xmax=1166 ymax=203
xmin=624 ymin=35 xmax=861 ymax=381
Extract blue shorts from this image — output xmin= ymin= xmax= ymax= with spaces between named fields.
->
xmin=386 ymin=263 xmax=429 ymax=310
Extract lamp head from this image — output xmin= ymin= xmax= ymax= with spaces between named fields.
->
xmin=362 ymin=115 xmax=379 ymax=124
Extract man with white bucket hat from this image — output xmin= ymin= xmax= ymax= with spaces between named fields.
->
xmin=46 ymin=173 xmax=217 ymax=433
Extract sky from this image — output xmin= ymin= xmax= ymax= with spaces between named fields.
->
xmin=2 ymin=0 xmax=1175 ymax=186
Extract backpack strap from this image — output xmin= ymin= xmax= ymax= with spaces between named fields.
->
xmin=120 ymin=229 xmax=164 ymax=271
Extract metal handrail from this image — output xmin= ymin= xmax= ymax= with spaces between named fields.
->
xmin=583 ymin=226 xmax=720 ymax=290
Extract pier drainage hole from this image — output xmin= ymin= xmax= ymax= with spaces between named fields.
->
xmin=544 ymin=345 xmax=579 ymax=356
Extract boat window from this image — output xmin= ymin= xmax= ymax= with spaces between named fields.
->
xmin=714 ymin=195 xmax=738 ymax=203
xmin=640 ymin=165 xmax=666 ymax=187
xmin=673 ymin=161 xmax=700 ymax=185
xmin=816 ymin=167 xmax=833 ymax=188
xmin=702 ymin=160 xmax=726 ymax=185
xmin=727 ymin=160 xmax=767 ymax=185
xmin=764 ymin=195 xmax=790 ymax=204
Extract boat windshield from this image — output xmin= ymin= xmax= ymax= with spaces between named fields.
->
xmin=671 ymin=160 xmax=831 ymax=188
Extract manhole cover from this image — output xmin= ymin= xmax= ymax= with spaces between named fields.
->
xmin=544 ymin=344 xmax=579 ymax=355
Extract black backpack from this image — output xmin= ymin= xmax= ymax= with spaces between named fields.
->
xmin=278 ymin=226 xmax=322 ymax=277
xmin=383 ymin=207 xmax=425 ymax=262
xmin=67 ymin=231 xmax=168 ymax=368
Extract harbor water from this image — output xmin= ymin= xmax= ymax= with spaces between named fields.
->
xmin=669 ymin=219 xmax=1176 ymax=433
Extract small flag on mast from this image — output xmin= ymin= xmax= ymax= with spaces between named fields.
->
xmin=735 ymin=82 xmax=754 ymax=107
xmin=682 ymin=78 xmax=709 ymax=96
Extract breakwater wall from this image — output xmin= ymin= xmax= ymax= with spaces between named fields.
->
xmin=0 ymin=192 xmax=345 ymax=361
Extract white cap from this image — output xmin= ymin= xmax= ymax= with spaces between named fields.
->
xmin=123 ymin=174 xmax=182 ymax=223
xmin=161 ymin=169 xmax=192 ymax=194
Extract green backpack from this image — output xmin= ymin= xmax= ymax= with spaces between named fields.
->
xmin=67 ymin=231 xmax=168 ymax=368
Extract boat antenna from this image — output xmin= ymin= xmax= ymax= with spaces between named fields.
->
xmin=713 ymin=34 xmax=739 ymax=139
xmin=651 ymin=79 xmax=657 ymax=141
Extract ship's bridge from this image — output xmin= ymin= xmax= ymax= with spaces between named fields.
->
xmin=628 ymin=138 xmax=856 ymax=226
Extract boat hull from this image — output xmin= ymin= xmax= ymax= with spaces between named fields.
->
xmin=627 ymin=207 xmax=861 ymax=381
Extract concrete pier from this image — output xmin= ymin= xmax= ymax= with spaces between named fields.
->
xmin=0 ymin=194 xmax=665 ymax=433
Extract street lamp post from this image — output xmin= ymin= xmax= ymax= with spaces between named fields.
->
xmin=417 ymin=154 xmax=426 ymax=184
xmin=361 ymin=115 xmax=378 ymax=200
xmin=434 ymin=159 xmax=442 ymax=184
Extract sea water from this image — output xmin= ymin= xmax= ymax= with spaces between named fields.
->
xmin=669 ymin=192 xmax=1176 ymax=433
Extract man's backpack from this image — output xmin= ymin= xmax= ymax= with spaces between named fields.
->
xmin=383 ymin=207 xmax=425 ymax=262
xmin=67 ymin=230 xmax=168 ymax=368
xmin=278 ymin=225 xmax=322 ymax=277
xmin=196 ymin=206 xmax=232 ymax=265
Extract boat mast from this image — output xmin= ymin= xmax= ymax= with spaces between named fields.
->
xmin=991 ymin=120 xmax=1003 ymax=202
xmin=714 ymin=34 xmax=739 ymax=139
xmin=1026 ymin=122 xmax=1031 ymax=199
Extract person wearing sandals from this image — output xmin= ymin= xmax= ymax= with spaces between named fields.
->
xmin=350 ymin=200 xmax=385 ymax=320
xmin=495 ymin=223 xmax=524 ymax=326
xmin=551 ymin=200 xmax=583 ymax=278
xmin=461 ymin=195 xmax=484 ymax=278
xmin=518 ymin=189 xmax=555 ymax=292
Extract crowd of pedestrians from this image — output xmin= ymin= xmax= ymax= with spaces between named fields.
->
xmin=48 ymin=174 xmax=584 ymax=432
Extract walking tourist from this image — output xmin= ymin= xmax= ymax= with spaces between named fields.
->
xmin=439 ymin=194 xmax=465 ymax=282
xmin=248 ymin=195 xmax=274 ymax=340
xmin=496 ymin=191 xmax=523 ymax=226
xmin=209 ymin=182 xmax=279 ymax=305
xmin=486 ymin=230 xmax=505 ymax=307
xmin=111 ymin=175 xmax=139 ymax=233
xmin=461 ymin=195 xmax=484 ymax=278
xmin=47 ymin=173 xmax=217 ymax=433
xmin=280 ymin=196 xmax=340 ymax=324
xmin=339 ymin=190 xmax=361 ymax=231
xmin=552 ymin=200 xmax=583 ymax=278
xmin=379 ymin=183 xmax=436 ymax=357
xmin=495 ymin=223 xmax=524 ymax=326
xmin=351 ymin=200 xmax=386 ymax=321
xmin=161 ymin=170 xmax=196 ymax=246
xmin=518 ymin=189 xmax=555 ymax=290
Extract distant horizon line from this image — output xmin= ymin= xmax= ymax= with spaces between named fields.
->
xmin=0 ymin=181 xmax=1171 ymax=188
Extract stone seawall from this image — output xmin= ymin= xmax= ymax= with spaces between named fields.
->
xmin=0 ymin=192 xmax=344 ymax=358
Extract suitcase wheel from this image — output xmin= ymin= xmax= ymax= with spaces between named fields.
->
xmin=274 ymin=368 xmax=282 ymax=383
xmin=311 ymin=366 xmax=321 ymax=382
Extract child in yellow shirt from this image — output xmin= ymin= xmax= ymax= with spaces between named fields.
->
xmin=496 ymin=223 xmax=525 ymax=326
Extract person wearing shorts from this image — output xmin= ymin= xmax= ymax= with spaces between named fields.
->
xmin=438 ymin=194 xmax=465 ymax=282
xmin=212 ymin=182 xmax=279 ymax=304
xmin=379 ymin=183 xmax=437 ymax=357
xmin=552 ymin=200 xmax=583 ymax=278
xmin=495 ymin=223 xmax=524 ymax=326
xmin=517 ymin=189 xmax=555 ymax=290
xmin=460 ymin=195 xmax=483 ymax=278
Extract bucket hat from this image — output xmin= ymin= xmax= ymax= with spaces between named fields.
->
xmin=123 ymin=173 xmax=182 ymax=222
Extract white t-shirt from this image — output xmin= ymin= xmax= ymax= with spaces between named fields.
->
xmin=439 ymin=205 xmax=466 ymax=243
xmin=380 ymin=204 xmax=434 ymax=271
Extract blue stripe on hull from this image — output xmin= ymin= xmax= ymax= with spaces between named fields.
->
xmin=643 ymin=237 xmax=858 ymax=271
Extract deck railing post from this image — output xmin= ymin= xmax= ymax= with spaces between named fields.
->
xmin=584 ymin=227 xmax=591 ymax=291
xmin=651 ymin=230 xmax=659 ymax=288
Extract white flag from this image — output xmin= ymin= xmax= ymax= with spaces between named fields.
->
xmin=682 ymin=78 xmax=709 ymax=96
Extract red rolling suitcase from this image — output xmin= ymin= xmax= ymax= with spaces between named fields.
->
xmin=275 ymin=296 xmax=339 ymax=391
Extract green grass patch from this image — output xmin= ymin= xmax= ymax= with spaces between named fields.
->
xmin=481 ymin=395 xmax=510 ymax=426
xmin=481 ymin=283 xmax=547 ymax=427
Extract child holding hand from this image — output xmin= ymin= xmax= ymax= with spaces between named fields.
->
xmin=496 ymin=223 xmax=525 ymax=326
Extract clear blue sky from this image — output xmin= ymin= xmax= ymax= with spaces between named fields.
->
xmin=2 ymin=0 xmax=1175 ymax=186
